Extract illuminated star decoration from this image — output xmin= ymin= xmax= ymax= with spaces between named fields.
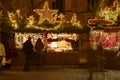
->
xmin=33 ymin=1 xmax=58 ymax=24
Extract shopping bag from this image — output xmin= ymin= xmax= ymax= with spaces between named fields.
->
xmin=1 ymin=57 xmax=6 ymax=65
xmin=6 ymin=58 xmax=11 ymax=64
xmin=117 ymin=51 xmax=120 ymax=57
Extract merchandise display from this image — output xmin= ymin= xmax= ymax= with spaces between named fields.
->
xmin=90 ymin=29 xmax=120 ymax=51
xmin=15 ymin=32 xmax=80 ymax=52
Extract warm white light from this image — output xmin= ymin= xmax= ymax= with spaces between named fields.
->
xmin=33 ymin=1 xmax=58 ymax=24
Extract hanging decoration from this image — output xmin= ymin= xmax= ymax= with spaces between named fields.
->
xmin=26 ymin=15 xmax=35 ymax=28
xmin=58 ymin=13 xmax=65 ymax=21
xmin=33 ymin=1 xmax=58 ymax=24
xmin=0 ymin=10 xmax=14 ymax=34
xmin=98 ymin=0 xmax=119 ymax=21
xmin=7 ymin=9 xmax=23 ymax=29
xmin=88 ymin=0 xmax=120 ymax=28
xmin=70 ymin=13 xmax=82 ymax=27
xmin=5 ymin=1 xmax=83 ymax=33
xmin=88 ymin=19 xmax=115 ymax=26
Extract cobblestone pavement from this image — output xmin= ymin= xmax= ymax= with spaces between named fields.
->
xmin=0 ymin=67 xmax=120 ymax=80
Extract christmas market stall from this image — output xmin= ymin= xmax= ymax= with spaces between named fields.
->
xmin=7 ymin=1 xmax=86 ymax=66
xmin=88 ymin=0 xmax=120 ymax=69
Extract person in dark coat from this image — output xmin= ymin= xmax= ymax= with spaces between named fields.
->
xmin=87 ymin=45 xmax=97 ymax=80
xmin=23 ymin=37 xmax=34 ymax=71
xmin=87 ymin=45 xmax=97 ymax=68
xmin=35 ymin=38 xmax=44 ymax=70
xmin=64 ymin=37 xmax=80 ymax=51
xmin=96 ymin=42 xmax=105 ymax=71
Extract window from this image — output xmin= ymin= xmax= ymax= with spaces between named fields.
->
xmin=88 ymin=0 xmax=100 ymax=12
xmin=52 ymin=0 xmax=64 ymax=13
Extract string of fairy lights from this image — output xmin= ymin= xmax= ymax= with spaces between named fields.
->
xmin=0 ymin=1 xmax=83 ymax=33
xmin=88 ymin=0 xmax=120 ymax=28
xmin=0 ymin=0 xmax=120 ymax=32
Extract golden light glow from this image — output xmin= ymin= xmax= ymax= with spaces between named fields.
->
xmin=7 ymin=1 xmax=82 ymax=31
xmin=58 ymin=13 xmax=65 ymax=21
xmin=70 ymin=13 xmax=81 ymax=27
xmin=98 ymin=0 xmax=119 ymax=21
xmin=88 ymin=19 xmax=115 ymax=26
xmin=27 ymin=15 xmax=35 ymax=27
xmin=7 ymin=9 xmax=22 ymax=29
xmin=8 ymin=11 xmax=17 ymax=29
xmin=33 ymin=1 xmax=58 ymax=24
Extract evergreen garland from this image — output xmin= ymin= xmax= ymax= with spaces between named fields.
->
xmin=0 ymin=18 xmax=14 ymax=34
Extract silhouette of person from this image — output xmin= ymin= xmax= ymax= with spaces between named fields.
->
xmin=64 ymin=37 xmax=80 ymax=51
xmin=23 ymin=37 xmax=34 ymax=71
xmin=96 ymin=42 xmax=105 ymax=71
xmin=35 ymin=38 xmax=44 ymax=70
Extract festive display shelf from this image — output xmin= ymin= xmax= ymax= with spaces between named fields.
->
xmin=89 ymin=26 xmax=120 ymax=51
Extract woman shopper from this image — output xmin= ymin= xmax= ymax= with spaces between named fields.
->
xmin=0 ymin=38 xmax=6 ymax=71
xmin=35 ymin=38 xmax=44 ymax=70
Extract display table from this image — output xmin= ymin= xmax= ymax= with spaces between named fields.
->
xmin=104 ymin=50 xmax=118 ymax=69
xmin=13 ymin=50 xmax=81 ymax=67
xmin=12 ymin=49 xmax=120 ymax=69
xmin=41 ymin=51 xmax=81 ymax=66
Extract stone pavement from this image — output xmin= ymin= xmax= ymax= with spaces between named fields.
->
xmin=0 ymin=67 xmax=120 ymax=80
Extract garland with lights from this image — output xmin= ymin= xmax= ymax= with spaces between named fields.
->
xmin=0 ymin=18 xmax=14 ymax=34
xmin=0 ymin=1 xmax=85 ymax=34
xmin=14 ymin=21 xmax=83 ymax=33
xmin=88 ymin=0 xmax=120 ymax=30
xmin=6 ymin=1 xmax=83 ymax=33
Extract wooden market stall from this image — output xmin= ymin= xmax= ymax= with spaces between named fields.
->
xmin=4 ymin=1 xmax=88 ymax=67
xmin=87 ymin=0 xmax=120 ymax=69
xmin=89 ymin=26 xmax=120 ymax=69
xmin=88 ymin=17 xmax=120 ymax=69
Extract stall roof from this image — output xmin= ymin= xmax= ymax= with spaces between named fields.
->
xmin=4 ymin=1 xmax=85 ymax=34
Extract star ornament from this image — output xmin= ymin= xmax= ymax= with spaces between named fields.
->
xmin=34 ymin=1 xmax=58 ymax=24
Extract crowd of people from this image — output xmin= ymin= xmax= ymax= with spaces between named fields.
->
xmin=22 ymin=37 xmax=44 ymax=71
xmin=0 ymin=36 xmax=45 ymax=72
xmin=0 ymin=34 xmax=105 ymax=72
xmin=88 ymin=42 xmax=105 ymax=71
xmin=22 ymin=36 xmax=80 ymax=71
xmin=0 ymin=32 xmax=82 ymax=72
xmin=0 ymin=34 xmax=108 ymax=72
